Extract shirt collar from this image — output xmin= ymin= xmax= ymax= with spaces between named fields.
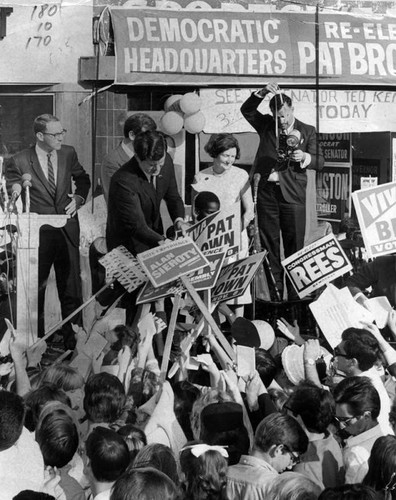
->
xmin=121 ymin=139 xmax=134 ymax=159
xmin=345 ymin=423 xmax=382 ymax=447
xmin=239 ymin=454 xmax=278 ymax=473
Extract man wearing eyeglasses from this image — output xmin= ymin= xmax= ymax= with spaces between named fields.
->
xmin=333 ymin=376 xmax=385 ymax=484
xmin=333 ymin=327 xmax=393 ymax=436
xmin=6 ymin=114 xmax=91 ymax=349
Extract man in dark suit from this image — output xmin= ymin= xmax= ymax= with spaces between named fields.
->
xmin=241 ymin=82 xmax=324 ymax=300
xmin=101 ymin=113 xmax=157 ymax=204
xmin=6 ymin=114 xmax=91 ymax=348
xmin=106 ymin=130 xmax=186 ymax=255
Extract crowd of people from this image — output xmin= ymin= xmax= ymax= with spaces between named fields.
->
xmin=0 ymin=83 xmax=396 ymax=500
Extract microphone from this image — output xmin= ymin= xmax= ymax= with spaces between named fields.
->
xmin=22 ymin=174 xmax=32 ymax=214
xmin=8 ymin=184 xmax=22 ymax=213
xmin=253 ymin=173 xmax=261 ymax=204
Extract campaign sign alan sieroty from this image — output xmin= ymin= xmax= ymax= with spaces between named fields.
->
xmin=282 ymin=234 xmax=352 ymax=299
xmin=352 ymin=181 xmax=396 ymax=258
xmin=136 ymin=237 xmax=209 ymax=288
xmin=136 ymin=249 xmax=226 ymax=304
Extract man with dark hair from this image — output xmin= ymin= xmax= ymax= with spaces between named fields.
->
xmin=106 ymin=130 xmax=186 ymax=255
xmin=85 ymin=426 xmax=130 ymax=500
xmin=226 ymin=412 xmax=308 ymax=499
xmin=286 ymin=381 xmax=344 ymax=489
xmin=241 ymin=82 xmax=324 ymax=300
xmin=6 ymin=113 xmax=91 ymax=348
xmin=0 ymin=390 xmax=45 ymax=497
xmin=334 ymin=327 xmax=392 ymax=434
xmin=333 ymin=376 xmax=385 ymax=484
xmin=101 ymin=113 xmax=157 ymax=202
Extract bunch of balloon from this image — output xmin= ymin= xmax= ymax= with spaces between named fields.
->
xmin=160 ymin=92 xmax=206 ymax=136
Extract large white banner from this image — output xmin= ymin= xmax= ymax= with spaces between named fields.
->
xmin=201 ymin=88 xmax=396 ymax=134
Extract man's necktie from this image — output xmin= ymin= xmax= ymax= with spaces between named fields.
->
xmin=150 ymin=175 xmax=156 ymax=190
xmin=47 ymin=153 xmax=57 ymax=197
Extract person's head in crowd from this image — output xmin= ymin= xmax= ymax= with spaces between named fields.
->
xmin=37 ymin=363 xmax=84 ymax=392
xmin=131 ymin=443 xmax=179 ymax=486
xmin=389 ymin=401 xmax=396 ymax=434
xmin=363 ymin=435 xmax=396 ymax=499
xmin=193 ymin=191 xmax=220 ymax=222
xmin=268 ymin=388 xmax=289 ymax=413
xmin=117 ymin=424 xmax=147 ymax=462
xmin=255 ymin=348 xmax=278 ymax=388
xmin=35 ymin=402 xmax=79 ymax=468
xmin=134 ymin=130 xmax=167 ymax=178
xmin=319 ymin=484 xmax=381 ymax=500
xmin=37 ymin=363 xmax=85 ymax=421
xmin=110 ymin=467 xmax=180 ymax=500
xmin=204 ymin=133 xmax=240 ymax=175
xmin=0 ymin=390 xmax=25 ymax=452
xmin=253 ymin=413 xmax=308 ymax=473
xmin=13 ymin=492 xmax=55 ymax=500
xmin=172 ymin=380 xmax=201 ymax=442
xmin=123 ymin=113 xmax=157 ymax=141
xmin=285 ymin=381 xmax=335 ymax=435
xmin=85 ymin=426 xmax=130 ymax=493
xmin=190 ymin=389 xmax=234 ymax=441
xmin=338 ymin=217 xmax=360 ymax=240
xmin=105 ymin=325 xmax=140 ymax=358
xmin=200 ymin=401 xmax=250 ymax=466
xmin=333 ymin=376 xmax=380 ymax=437
xmin=24 ymin=383 xmax=71 ymax=432
xmin=83 ymin=372 xmax=126 ymax=426
xmin=264 ymin=471 xmax=322 ymax=500
xmin=334 ymin=328 xmax=381 ymax=377
xmin=269 ymin=94 xmax=294 ymax=131
xmin=179 ymin=442 xmax=228 ymax=500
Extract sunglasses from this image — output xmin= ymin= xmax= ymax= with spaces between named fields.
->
xmin=283 ymin=444 xmax=301 ymax=465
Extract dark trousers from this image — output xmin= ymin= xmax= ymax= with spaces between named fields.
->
xmin=257 ymin=183 xmax=305 ymax=298
xmin=38 ymin=228 xmax=82 ymax=337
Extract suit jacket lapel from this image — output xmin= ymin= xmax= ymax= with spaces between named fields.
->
xmin=56 ymin=147 xmax=68 ymax=201
xmin=29 ymin=148 xmax=54 ymax=198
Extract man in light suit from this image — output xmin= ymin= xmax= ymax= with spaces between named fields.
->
xmin=6 ymin=114 xmax=91 ymax=348
xmin=241 ymin=83 xmax=324 ymax=300
xmin=101 ymin=113 xmax=158 ymax=204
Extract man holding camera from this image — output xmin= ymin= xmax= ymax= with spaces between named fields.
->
xmin=241 ymin=82 xmax=324 ymax=300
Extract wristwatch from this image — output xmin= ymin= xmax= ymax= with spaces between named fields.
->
xmin=304 ymin=358 xmax=316 ymax=366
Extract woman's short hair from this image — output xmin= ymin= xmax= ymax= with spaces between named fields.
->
xmin=131 ymin=443 xmax=179 ymax=486
xmin=84 ymin=373 xmax=126 ymax=424
xmin=204 ymin=133 xmax=240 ymax=160
xmin=24 ymin=383 xmax=71 ymax=432
xmin=111 ymin=467 xmax=180 ymax=500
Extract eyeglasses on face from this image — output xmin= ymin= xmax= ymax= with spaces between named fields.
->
xmin=283 ymin=444 xmax=301 ymax=465
xmin=43 ymin=129 xmax=67 ymax=139
xmin=334 ymin=415 xmax=359 ymax=426
xmin=333 ymin=347 xmax=350 ymax=359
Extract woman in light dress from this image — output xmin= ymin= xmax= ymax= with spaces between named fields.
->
xmin=192 ymin=133 xmax=254 ymax=317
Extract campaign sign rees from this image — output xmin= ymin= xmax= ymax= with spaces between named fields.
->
xmin=282 ymin=234 xmax=352 ymax=298
xmin=137 ymin=237 xmax=209 ymax=288
xmin=211 ymin=252 xmax=266 ymax=303
xmin=352 ymin=181 xmax=396 ymax=258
